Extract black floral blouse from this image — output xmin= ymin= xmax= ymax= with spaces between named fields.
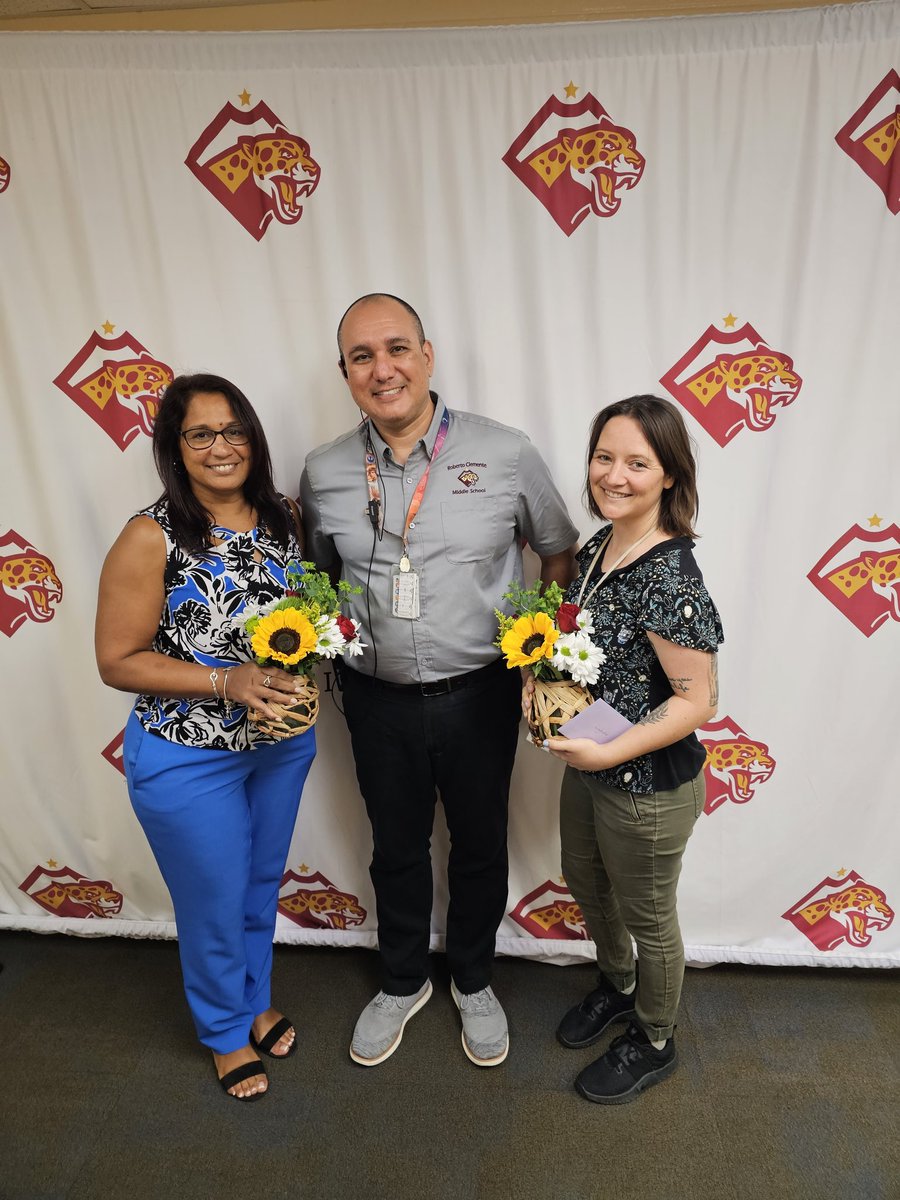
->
xmin=568 ymin=528 xmax=724 ymax=795
xmin=132 ymin=499 xmax=303 ymax=751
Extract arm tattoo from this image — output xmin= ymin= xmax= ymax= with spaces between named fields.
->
xmin=667 ymin=675 xmax=692 ymax=694
xmin=639 ymin=699 xmax=670 ymax=726
xmin=708 ymin=655 xmax=719 ymax=707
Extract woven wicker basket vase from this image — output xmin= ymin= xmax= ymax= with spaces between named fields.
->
xmin=249 ymin=676 xmax=319 ymax=740
xmin=528 ymin=677 xmax=593 ymax=746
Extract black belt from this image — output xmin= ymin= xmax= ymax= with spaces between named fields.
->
xmin=344 ymin=658 xmax=505 ymax=697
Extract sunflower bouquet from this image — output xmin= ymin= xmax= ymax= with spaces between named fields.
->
xmin=242 ymin=561 xmax=363 ymax=738
xmin=495 ymin=580 xmax=605 ymax=745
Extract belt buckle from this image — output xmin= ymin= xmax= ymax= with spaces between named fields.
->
xmin=420 ymin=677 xmax=452 ymax=697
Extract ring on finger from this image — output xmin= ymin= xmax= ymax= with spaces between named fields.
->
xmin=263 ymin=675 xmax=272 ymax=688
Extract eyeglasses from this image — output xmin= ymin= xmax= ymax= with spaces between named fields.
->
xmin=180 ymin=424 xmax=250 ymax=450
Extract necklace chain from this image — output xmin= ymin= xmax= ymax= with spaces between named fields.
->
xmin=576 ymin=525 xmax=658 ymax=610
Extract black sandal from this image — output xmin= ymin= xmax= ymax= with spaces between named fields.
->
xmin=218 ymin=1059 xmax=267 ymax=1101
xmin=251 ymin=1015 xmax=297 ymax=1059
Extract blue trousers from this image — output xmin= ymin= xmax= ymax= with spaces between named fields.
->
xmin=124 ymin=711 xmax=315 ymax=1053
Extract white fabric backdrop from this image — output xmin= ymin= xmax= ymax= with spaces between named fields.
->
xmin=1 ymin=2 xmax=898 ymax=968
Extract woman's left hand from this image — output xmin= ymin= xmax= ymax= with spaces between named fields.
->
xmin=544 ymin=736 xmax=614 ymax=772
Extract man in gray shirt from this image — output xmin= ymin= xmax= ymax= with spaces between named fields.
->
xmin=300 ymin=293 xmax=577 ymax=1068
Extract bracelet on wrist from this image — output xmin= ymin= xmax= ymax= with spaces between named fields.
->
xmin=221 ymin=667 xmax=234 ymax=715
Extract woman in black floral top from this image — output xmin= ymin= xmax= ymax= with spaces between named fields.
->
xmin=96 ymin=374 xmax=315 ymax=1101
xmin=542 ymin=395 xmax=723 ymax=1105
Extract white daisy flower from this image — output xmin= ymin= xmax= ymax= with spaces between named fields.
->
xmin=314 ymin=615 xmax=344 ymax=659
xmin=552 ymin=632 xmax=606 ymax=686
xmin=575 ymin=610 xmax=595 ymax=636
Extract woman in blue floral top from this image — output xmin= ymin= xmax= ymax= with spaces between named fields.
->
xmin=541 ymin=395 xmax=723 ymax=1105
xmin=96 ymin=374 xmax=315 ymax=1101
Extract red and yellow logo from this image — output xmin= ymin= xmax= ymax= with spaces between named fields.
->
xmin=101 ymin=728 xmax=126 ymax=776
xmin=700 ymin=717 xmax=775 ymax=816
xmin=20 ymin=864 xmax=124 ymax=919
xmin=0 ymin=530 xmax=62 ymax=638
xmin=660 ymin=321 xmax=802 ymax=447
xmin=835 ymin=68 xmax=900 ymax=215
xmin=54 ymin=329 xmax=173 ymax=451
xmin=278 ymin=868 xmax=366 ymax=930
xmin=783 ymin=871 xmax=894 ymax=952
xmin=508 ymin=880 xmax=587 ymax=940
xmin=186 ymin=101 xmax=321 ymax=241
xmin=808 ymin=522 xmax=900 ymax=637
xmin=0 ymin=155 xmax=10 ymax=194
xmin=503 ymin=89 xmax=644 ymax=236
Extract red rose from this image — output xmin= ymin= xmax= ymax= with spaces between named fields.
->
xmin=336 ymin=614 xmax=357 ymax=641
xmin=555 ymin=603 xmax=581 ymax=634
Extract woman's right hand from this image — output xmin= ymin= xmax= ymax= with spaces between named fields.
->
xmin=225 ymin=661 xmax=305 ymax=718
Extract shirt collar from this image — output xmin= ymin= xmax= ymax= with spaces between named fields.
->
xmin=362 ymin=391 xmax=446 ymax=461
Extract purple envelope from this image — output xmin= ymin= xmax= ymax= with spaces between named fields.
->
xmin=558 ymin=695 xmax=633 ymax=744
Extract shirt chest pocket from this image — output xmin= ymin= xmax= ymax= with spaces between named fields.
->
xmin=440 ymin=498 xmax=499 ymax=564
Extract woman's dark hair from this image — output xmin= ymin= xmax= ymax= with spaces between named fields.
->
xmin=584 ymin=394 xmax=699 ymax=538
xmin=152 ymin=373 xmax=292 ymax=553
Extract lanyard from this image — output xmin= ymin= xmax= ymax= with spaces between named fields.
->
xmin=363 ymin=408 xmax=450 ymax=567
xmin=576 ymin=524 xmax=658 ymax=609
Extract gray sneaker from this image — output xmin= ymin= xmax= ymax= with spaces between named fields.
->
xmin=451 ymin=981 xmax=509 ymax=1067
xmin=349 ymin=980 xmax=432 ymax=1066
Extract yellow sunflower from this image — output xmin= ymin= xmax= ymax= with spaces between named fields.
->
xmin=500 ymin=612 xmax=559 ymax=668
xmin=251 ymin=608 xmax=317 ymax=666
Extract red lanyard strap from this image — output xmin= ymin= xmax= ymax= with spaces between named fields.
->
xmin=364 ymin=408 xmax=450 ymax=553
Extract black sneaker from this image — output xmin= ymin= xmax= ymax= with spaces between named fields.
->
xmin=574 ymin=1022 xmax=677 ymax=1104
xmin=556 ymin=974 xmax=636 ymax=1049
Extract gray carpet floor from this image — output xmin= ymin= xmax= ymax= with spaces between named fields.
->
xmin=0 ymin=931 xmax=896 ymax=1200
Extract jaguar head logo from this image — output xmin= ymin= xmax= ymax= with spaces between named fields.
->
xmin=101 ymin=357 xmax=173 ymax=437
xmin=54 ymin=331 xmax=174 ymax=450
xmin=783 ymin=871 xmax=894 ymax=952
xmin=808 ymin=524 xmax=900 ymax=637
xmin=660 ymin=322 xmax=802 ymax=447
xmin=20 ymin=865 xmax=124 ymax=919
xmin=508 ymin=880 xmax=588 ymax=940
xmin=504 ymin=93 xmax=644 ymax=236
xmin=0 ymin=531 xmax=63 ymax=637
xmin=278 ymin=870 xmax=366 ymax=930
xmin=835 ymin=69 xmax=900 ymax=215
xmin=187 ymin=102 xmax=321 ymax=240
xmin=700 ymin=718 xmax=776 ymax=815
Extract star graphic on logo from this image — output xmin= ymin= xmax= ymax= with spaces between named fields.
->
xmin=101 ymin=320 xmax=115 ymax=335
xmin=867 ymin=513 xmax=883 ymax=527
xmin=238 ymin=88 xmax=251 ymax=106
xmin=837 ymin=867 xmax=848 ymax=876
xmin=298 ymin=862 xmax=309 ymax=874
xmin=722 ymin=313 xmax=737 ymax=328
xmin=47 ymin=859 xmax=58 ymax=868
xmin=564 ymin=81 xmax=579 ymax=99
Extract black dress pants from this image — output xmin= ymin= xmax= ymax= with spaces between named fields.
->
xmin=340 ymin=660 xmax=521 ymax=996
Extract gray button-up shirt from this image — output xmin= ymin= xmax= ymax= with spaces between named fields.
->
xmin=300 ymin=395 xmax=578 ymax=683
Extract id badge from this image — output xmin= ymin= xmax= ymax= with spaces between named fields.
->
xmin=391 ymin=563 xmax=420 ymax=619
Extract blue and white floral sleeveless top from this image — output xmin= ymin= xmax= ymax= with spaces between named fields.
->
xmin=132 ymin=499 xmax=303 ymax=751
